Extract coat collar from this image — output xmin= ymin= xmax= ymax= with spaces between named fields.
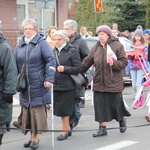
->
xmin=18 ymin=33 xmax=45 ymax=47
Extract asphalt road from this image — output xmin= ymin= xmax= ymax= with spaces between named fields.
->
xmin=1 ymin=84 xmax=150 ymax=150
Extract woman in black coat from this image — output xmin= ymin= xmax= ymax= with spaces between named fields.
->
xmin=53 ymin=30 xmax=81 ymax=141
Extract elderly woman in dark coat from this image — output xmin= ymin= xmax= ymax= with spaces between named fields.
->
xmin=14 ymin=18 xmax=56 ymax=149
xmin=79 ymin=25 xmax=131 ymax=137
xmin=53 ymin=30 xmax=81 ymax=141
xmin=0 ymin=31 xmax=17 ymax=145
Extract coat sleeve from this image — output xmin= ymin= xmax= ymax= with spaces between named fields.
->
xmin=64 ymin=48 xmax=82 ymax=74
xmin=81 ymin=47 xmax=95 ymax=72
xmin=111 ymin=43 xmax=128 ymax=71
xmin=3 ymin=43 xmax=17 ymax=95
xmin=41 ymin=41 xmax=56 ymax=83
xmin=79 ymin=39 xmax=89 ymax=61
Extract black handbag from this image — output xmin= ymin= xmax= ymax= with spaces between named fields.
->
xmin=70 ymin=74 xmax=85 ymax=85
xmin=54 ymin=51 xmax=85 ymax=85
xmin=16 ymin=64 xmax=26 ymax=92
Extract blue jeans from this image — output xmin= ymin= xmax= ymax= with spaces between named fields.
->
xmin=69 ymin=101 xmax=82 ymax=126
xmin=130 ymin=70 xmax=143 ymax=97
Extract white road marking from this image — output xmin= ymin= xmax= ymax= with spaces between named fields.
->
xmin=94 ymin=140 xmax=138 ymax=150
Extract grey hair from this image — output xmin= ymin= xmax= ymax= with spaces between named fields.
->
xmin=63 ymin=19 xmax=77 ymax=31
xmin=53 ymin=30 xmax=69 ymax=41
xmin=21 ymin=18 xmax=38 ymax=31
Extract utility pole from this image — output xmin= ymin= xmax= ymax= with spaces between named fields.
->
xmin=35 ymin=0 xmax=56 ymax=34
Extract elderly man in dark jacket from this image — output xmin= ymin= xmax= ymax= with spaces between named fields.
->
xmin=0 ymin=30 xmax=17 ymax=145
xmin=63 ymin=19 xmax=89 ymax=135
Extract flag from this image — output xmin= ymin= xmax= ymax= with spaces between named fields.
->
xmin=94 ymin=0 xmax=103 ymax=13
xmin=107 ymin=44 xmax=117 ymax=62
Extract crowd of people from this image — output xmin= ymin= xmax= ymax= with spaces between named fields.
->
xmin=0 ymin=18 xmax=150 ymax=149
xmin=111 ymin=23 xmax=150 ymax=120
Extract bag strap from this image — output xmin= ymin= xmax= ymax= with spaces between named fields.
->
xmin=17 ymin=44 xmax=37 ymax=73
xmin=20 ymin=64 xmax=25 ymax=75
xmin=54 ymin=50 xmax=60 ymax=65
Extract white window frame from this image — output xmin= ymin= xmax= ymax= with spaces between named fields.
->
xmin=17 ymin=0 xmax=29 ymax=18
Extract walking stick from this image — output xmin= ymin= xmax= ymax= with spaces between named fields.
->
xmin=51 ymin=85 xmax=55 ymax=150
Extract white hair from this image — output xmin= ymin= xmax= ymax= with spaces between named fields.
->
xmin=53 ymin=30 xmax=69 ymax=41
xmin=21 ymin=18 xmax=38 ymax=31
xmin=63 ymin=19 xmax=77 ymax=31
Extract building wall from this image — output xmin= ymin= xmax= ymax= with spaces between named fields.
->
xmin=0 ymin=0 xmax=68 ymax=49
xmin=0 ymin=0 xmax=17 ymax=50
xmin=56 ymin=0 xmax=68 ymax=29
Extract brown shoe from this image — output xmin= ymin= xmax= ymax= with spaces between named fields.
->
xmin=145 ymin=114 xmax=150 ymax=122
xmin=13 ymin=121 xmax=21 ymax=128
xmin=46 ymin=104 xmax=51 ymax=110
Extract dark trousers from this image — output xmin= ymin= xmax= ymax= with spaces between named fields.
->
xmin=69 ymin=84 xmax=85 ymax=126
xmin=18 ymin=107 xmax=23 ymax=124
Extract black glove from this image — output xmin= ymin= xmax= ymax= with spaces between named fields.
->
xmin=6 ymin=124 xmax=10 ymax=132
xmin=4 ymin=95 xmax=13 ymax=104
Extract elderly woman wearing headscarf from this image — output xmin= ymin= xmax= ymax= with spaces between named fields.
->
xmin=79 ymin=25 xmax=131 ymax=137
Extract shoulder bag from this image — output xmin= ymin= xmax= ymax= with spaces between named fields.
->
xmin=16 ymin=64 xmax=26 ymax=92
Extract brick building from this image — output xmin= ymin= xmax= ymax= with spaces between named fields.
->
xmin=0 ymin=0 xmax=68 ymax=50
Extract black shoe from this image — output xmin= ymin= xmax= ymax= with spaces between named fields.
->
xmin=78 ymin=99 xmax=85 ymax=108
xmin=93 ymin=126 xmax=107 ymax=137
xmin=57 ymin=133 xmax=68 ymax=141
xmin=6 ymin=124 xmax=10 ymax=132
xmin=68 ymin=129 xmax=72 ymax=137
xmin=13 ymin=121 xmax=22 ymax=128
xmin=30 ymin=139 xmax=39 ymax=149
xmin=119 ymin=118 xmax=127 ymax=133
xmin=68 ymin=126 xmax=73 ymax=137
xmin=23 ymin=140 xmax=31 ymax=148
xmin=68 ymin=131 xmax=72 ymax=137
xmin=72 ymin=120 xmax=79 ymax=128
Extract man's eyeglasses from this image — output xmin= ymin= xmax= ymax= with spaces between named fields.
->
xmin=54 ymin=38 xmax=63 ymax=41
xmin=63 ymin=28 xmax=72 ymax=31
xmin=23 ymin=28 xmax=35 ymax=31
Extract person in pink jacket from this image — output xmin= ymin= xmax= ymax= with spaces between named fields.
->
xmin=127 ymin=25 xmax=148 ymax=109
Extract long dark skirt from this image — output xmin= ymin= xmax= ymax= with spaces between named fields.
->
xmin=54 ymin=90 xmax=76 ymax=116
xmin=94 ymin=91 xmax=131 ymax=122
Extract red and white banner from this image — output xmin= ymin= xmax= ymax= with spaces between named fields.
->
xmin=94 ymin=0 xmax=103 ymax=13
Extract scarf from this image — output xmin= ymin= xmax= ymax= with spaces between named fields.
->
xmin=131 ymin=41 xmax=147 ymax=50
xmin=24 ymin=33 xmax=36 ymax=44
